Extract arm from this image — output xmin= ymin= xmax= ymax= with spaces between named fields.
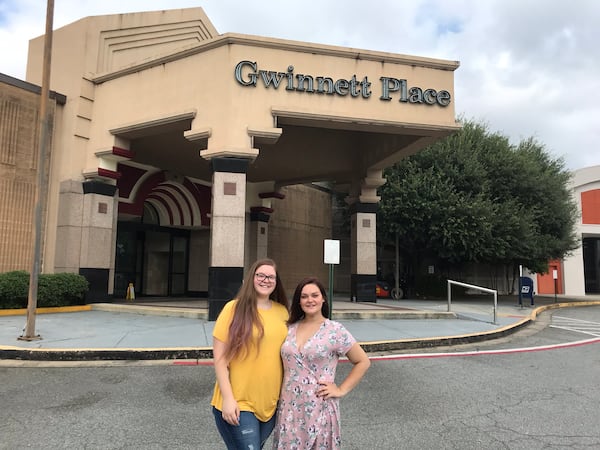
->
xmin=213 ymin=337 xmax=240 ymax=425
xmin=318 ymin=342 xmax=371 ymax=399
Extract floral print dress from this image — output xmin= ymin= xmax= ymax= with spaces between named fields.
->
xmin=272 ymin=319 xmax=356 ymax=449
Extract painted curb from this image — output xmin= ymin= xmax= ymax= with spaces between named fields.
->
xmin=0 ymin=347 xmax=213 ymax=361
xmin=91 ymin=303 xmax=208 ymax=319
xmin=1 ymin=300 xmax=599 ymax=361
xmin=0 ymin=305 xmax=92 ymax=316
xmin=332 ymin=311 xmax=456 ymax=320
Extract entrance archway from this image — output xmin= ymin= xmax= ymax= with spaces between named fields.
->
xmin=114 ymin=167 xmax=210 ymax=298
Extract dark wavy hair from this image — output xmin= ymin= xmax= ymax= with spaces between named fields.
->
xmin=288 ymin=277 xmax=329 ymax=324
xmin=225 ymin=258 xmax=289 ymax=359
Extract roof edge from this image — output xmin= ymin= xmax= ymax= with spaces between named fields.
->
xmin=0 ymin=72 xmax=67 ymax=104
xmin=91 ymin=33 xmax=460 ymax=84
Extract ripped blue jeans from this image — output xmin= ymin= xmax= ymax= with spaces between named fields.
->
xmin=212 ymin=407 xmax=276 ymax=450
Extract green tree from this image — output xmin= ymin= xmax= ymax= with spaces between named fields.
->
xmin=377 ymin=118 xmax=579 ymax=294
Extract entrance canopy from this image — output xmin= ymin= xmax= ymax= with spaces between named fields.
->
xmin=27 ymin=7 xmax=460 ymax=192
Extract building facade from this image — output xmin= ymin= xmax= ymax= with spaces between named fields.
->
xmin=3 ymin=7 xmax=459 ymax=318
xmin=559 ymin=165 xmax=600 ymax=296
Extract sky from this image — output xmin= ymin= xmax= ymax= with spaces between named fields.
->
xmin=0 ymin=0 xmax=598 ymax=171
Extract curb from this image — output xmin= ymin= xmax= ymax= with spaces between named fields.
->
xmin=1 ymin=304 xmax=454 ymax=321
xmin=332 ymin=310 xmax=456 ymax=320
xmin=0 ymin=319 xmax=526 ymax=361
xmin=92 ymin=303 xmax=208 ymax=319
xmin=0 ymin=305 xmax=92 ymax=316
xmin=0 ymin=347 xmax=213 ymax=362
xmin=91 ymin=304 xmax=456 ymax=321
xmin=360 ymin=317 xmax=532 ymax=353
xmin=2 ymin=301 xmax=599 ymax=362
xmin=360 ymin=300 xmax=600 ymax=353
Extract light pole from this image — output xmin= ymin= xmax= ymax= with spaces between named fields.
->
xmin=20 ymin=0 xmax=54 ymax=341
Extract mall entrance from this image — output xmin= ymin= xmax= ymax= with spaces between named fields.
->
xmin=114 ymin=221 xmax=190 ymax=299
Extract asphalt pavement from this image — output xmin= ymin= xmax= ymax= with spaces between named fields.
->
xmin=1 ymin=294 xmax=600 ymax=361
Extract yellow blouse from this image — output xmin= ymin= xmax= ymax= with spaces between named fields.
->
xmin=211 ymin=299 xmax=289 ymax=421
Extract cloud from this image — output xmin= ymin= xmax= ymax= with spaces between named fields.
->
xmin=1 ymin=0 xmax=598 ymax=170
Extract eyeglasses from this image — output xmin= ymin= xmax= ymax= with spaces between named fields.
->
xmin=255 ymin=273 xmax=276 ymax=283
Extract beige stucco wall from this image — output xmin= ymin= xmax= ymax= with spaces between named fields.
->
xmin=25 ymin=9 xmax=219 ymax=182
xmin=268 ymin=184 xmax=331 ymax=294
xmin=82 ymin=38 xmax=458 ymax=173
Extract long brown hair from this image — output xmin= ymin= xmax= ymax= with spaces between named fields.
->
xmin=225 ymin=258 xmax=289 ymax=360
xmin=288 ymin=277 xmax=329 ymax=324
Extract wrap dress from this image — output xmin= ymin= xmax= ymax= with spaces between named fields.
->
xmin=272 ymin=319 xmax=356 ymax=449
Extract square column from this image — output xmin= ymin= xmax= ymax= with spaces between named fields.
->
xmin=246 ymin=188 xmax=284 ymax=267
xmin=350 ymin=202 xmax=378 ymax=302
xmin=208 ymin=158 xmax=250 ymax=320
xmin=248 ymin=208 xmax=271 ymax=264
xmin=55 ymin=180 xmax=118 ymax=302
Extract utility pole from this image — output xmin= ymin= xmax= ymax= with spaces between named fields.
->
xmin=19 ymin=0 xmax=55 ymax=341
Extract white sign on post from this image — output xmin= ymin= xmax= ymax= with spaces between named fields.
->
xmin=552 ymin=269 xmax=558 ymax=280
xmin=324 ymin=240 xmax=340 ymax=265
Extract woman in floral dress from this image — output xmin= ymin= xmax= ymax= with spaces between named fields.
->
xmin=273 ymin=277 xmax=370 ymax=449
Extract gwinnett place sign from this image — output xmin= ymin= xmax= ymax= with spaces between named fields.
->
xmin=234 ymin=60 xmax=451 ymax=106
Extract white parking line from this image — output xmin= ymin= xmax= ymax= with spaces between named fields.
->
xmin=550 ymin=316 xmax=600 ymax=337
xmin=370 ymin=336 xmax=600 ymax=361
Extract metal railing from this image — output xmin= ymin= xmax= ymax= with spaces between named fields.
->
xmin=447 ymin=280 xmax=498 ymax=324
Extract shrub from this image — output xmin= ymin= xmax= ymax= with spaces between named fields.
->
xmin=0 ymin=271 xmax=89 ymax=309
xmin=0 ymin=271 xmax=29 ymax=308
xmin=38 ymin=273 xmax=89 ymax=307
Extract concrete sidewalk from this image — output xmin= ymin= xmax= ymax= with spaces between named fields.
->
xmin=1 ymin=295 xmax=600 ymax=361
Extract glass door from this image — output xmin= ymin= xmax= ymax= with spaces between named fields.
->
xmin=143 ymin=231 xmax=170 ymax=296
xmin=115 ymin=222 xmax=190 ymax=298
xmin=170 ymin=236 xmax=188 ymax=296
xmin=583 ymin=238 xmax=600 ymax=293
xmin=114 ymin=229 xmax=143 ymax=299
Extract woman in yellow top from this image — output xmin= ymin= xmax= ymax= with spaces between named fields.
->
xmin=211 ymin=258 xmax=289 ymax=449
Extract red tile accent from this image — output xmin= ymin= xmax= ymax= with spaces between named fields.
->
xmin=581 ymin=189 xmax=600 ymax=224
